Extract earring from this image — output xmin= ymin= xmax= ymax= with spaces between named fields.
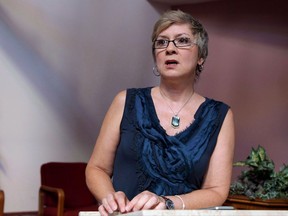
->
xmin=198 ymin=64 xmax=204 ymax=72
xmin=153 ymin=66 xmax=160 ymax=76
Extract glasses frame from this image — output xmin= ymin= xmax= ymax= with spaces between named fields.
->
xmin=153 ymin=37 xmax=197 ymax=49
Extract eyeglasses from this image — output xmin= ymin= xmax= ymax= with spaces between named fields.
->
xmin=153 ymin=37 xmax=196 ymax=49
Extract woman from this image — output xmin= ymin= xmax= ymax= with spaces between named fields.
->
xmin=86 ymin=10 xmax=235 ymax=215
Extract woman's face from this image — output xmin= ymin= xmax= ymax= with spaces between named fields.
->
xmin=154 ymin=23 xmax=203 ymax=80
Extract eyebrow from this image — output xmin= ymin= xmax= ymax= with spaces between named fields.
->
xmin=157 ymin=33 xmax=191 ymax=39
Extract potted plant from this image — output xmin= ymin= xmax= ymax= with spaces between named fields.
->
xmin=224 ymin=145 xmax=288 ymax=210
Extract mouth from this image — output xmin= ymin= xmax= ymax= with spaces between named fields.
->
xmin=165 ymin=60 xmax=179 ymax=65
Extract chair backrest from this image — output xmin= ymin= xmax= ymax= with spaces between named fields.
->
xmin=40 ymin=162 xmax=96 ymax=208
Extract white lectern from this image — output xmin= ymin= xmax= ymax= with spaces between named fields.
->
xmin=80 ymin=210 xmax=288 ymax=216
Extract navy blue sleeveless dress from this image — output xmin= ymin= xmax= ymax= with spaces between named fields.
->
xmin=112 ymin=87 xmax=229 ymax=200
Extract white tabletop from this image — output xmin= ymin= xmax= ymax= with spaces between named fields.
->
xmin=79 ymin=210 xmax=288 ymax=216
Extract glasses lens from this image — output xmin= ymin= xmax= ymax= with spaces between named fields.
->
xmin=154 ymin=39 xmax=167 ymax=49
xmin=175 ymin=37 xmax=192 ymax=47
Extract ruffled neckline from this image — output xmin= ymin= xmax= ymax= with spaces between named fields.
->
xmin=145 ymin=87 xmax=209 ymax=138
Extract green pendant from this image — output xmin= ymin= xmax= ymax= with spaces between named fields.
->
xmin=171 ymin=115 xmax=180 ymax=128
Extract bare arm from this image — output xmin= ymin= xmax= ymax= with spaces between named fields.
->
xmin=85 ymin=90 xmax=127 ymax=209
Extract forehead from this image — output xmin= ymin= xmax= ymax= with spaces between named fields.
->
xmin=158 ymin=23 xmax=193 ymax=38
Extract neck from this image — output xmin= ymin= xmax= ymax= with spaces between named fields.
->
xmin=159 ymin=84 xmax=194 ymax=103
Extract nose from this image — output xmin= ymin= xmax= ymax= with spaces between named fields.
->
xmin=166 ymin=41 xmax=177 ymax=54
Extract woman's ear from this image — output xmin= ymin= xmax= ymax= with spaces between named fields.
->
xmin=198 ymin=58 xmax=204 ymax=66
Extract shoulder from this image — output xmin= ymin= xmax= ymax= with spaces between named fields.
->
xmin=123 ymin=87 xmax=152 ymax=101
xmin=106 ymin=90 xmax=127 ymax=117
xmin=208 ymin=98 xmax=233 ymax=120
xmin=194 ymin=93 xmax=230 ymax=109
xmin=112 ymin=87 xmax=145 ymax=102
xmin=105 ymin=91 xmax=125 ymax=114
xmin=111 ymin=87 xmax=153 ymax=111
xmin=126 ymin=87 xmax=152 ymax=95
xmin=205 ymin=97 xmax=230 ymax=108
xmin=194 ymin=94 xmax=230 ymax=117
xmin=113 ymin=90 xmax=127 ymax=104
xmin=203 ymin=97 xmax=231 ymax=116
xmin=223 ymin=108 xmax=234 ymax=126
xmin=110 ymin=87 xmax=148 ymax=107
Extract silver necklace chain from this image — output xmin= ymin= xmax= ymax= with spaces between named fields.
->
xmin=159 ymin=87 xmax=194 ymax=128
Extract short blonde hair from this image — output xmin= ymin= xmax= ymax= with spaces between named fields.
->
xmin=152 ymin=10 xmax=208 ymax=78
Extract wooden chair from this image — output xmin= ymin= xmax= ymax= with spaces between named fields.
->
xmin=38 ymin=162 xmax=98 ymax=216
xmin=0 ymin=190 xmax=4 ymax=216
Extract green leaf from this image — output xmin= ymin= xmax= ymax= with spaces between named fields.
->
xmin=230 ymin=146 xmax=288 ymax=200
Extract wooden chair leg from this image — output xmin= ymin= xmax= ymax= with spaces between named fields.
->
xmin=38 ymin=186 xmax=65 ymax=216
xmin=38 ymin=189 xmax=44 ymax=216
